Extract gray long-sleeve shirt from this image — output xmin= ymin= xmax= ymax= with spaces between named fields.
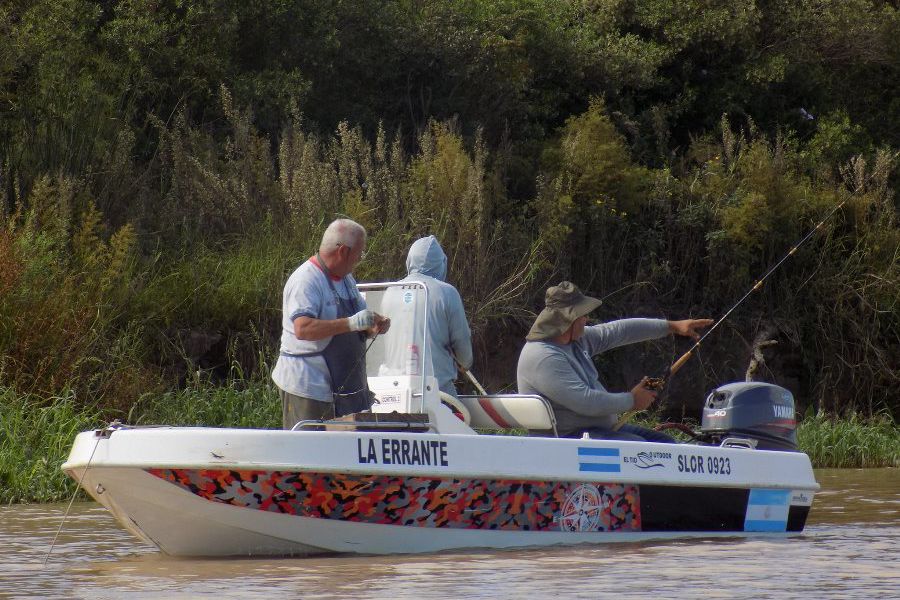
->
xmin=516 ymin=318 xmax=670 ymax=436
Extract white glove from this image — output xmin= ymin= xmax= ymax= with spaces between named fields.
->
xmin=348 ymin=309 xmax=375 ymax=332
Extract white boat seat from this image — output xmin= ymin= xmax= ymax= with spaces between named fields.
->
xmin=457 ymin=394 xmax=558 ymax=437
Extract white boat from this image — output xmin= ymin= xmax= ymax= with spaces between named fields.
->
xmin=63 ymin=282 xmax=819 ymax=557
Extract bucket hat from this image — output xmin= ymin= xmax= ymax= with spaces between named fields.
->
xmin=526 ymin=281 xmax=602 ymax=341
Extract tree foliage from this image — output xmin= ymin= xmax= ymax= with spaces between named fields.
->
xmin=0 ymin=0 xmax=897 ymax=417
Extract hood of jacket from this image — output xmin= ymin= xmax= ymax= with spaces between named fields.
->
xmin=405 ymin=235 xmax=447 ymax=281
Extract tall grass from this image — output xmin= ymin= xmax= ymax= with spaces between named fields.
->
xmin=127 ymin=379 xmax=279 ymax=429
xmin=0 ymin=388 xmax=104 ymax=504
xmin=0 ymin=96 xmax=897 ymax=507
xmin=1 ymin=102 xmax=547 ymax=414
xmin=798 ymin=411 xmax=900 ymax=468
xmin=0 ymin=380 xmax=279 ymax=504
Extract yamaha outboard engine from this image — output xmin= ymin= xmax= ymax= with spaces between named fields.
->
xmin=701 ymin=382 xmax=798 ymax=451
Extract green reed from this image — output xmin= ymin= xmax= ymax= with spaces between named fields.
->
xmin=0 ymin=388 xmax=104 ymax=504
xmin=0 ymin=380 xmax=278 ymax=504
xmin=127 ymin=379 xmax=280 ymax=429
xmin=798 ymin=411 xmax=900 ymax=468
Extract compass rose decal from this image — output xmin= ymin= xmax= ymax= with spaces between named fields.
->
xmin=559 ymin=484 xmax=607 ymax=532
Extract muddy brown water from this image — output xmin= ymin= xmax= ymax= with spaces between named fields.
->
xmin=1 ymin=469 xmax=897 ymax=599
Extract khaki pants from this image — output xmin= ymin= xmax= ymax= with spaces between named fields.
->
xmin=281 ymin=389 xmax=334 ymax=430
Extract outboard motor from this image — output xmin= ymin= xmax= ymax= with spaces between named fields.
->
xmin=700 ymin=382 xmax=798 ymax=451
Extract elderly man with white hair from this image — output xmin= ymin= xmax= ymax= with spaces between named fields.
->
xmin=272 ymin=219 xmax=390 ymax=429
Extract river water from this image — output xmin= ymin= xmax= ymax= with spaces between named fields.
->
xmin=1 ymin=469 xmax=897 ymax=599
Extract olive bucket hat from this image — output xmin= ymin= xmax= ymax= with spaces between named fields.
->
xmin=526 ymin=281 xmax=603 ymax=341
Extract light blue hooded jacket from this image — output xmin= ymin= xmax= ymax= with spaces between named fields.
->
xmin=402 ymin=236 xmax=473 ymax=396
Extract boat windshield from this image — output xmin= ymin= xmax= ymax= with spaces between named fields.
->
xmin=358 ymin=282 xmax=431 ymax=386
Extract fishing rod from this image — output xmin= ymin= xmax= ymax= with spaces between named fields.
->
xmin=455 ymin=355 xmax=488 ymax=396
xmin=614 ymin=194 xmax=853 ymax=430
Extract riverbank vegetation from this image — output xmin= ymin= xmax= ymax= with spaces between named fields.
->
xmin=1 ymin=1 xmax=898 ymax=501
xmin=797 ymin=411 xmax=900 ymax=469
xmin=0 ymin=387 xmax=102 ymax=504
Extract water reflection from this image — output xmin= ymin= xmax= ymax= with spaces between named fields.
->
xmin=1 ymin=469 xmax=896 ymax=599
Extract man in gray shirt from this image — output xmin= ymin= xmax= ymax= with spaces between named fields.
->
xmin=517 ymin=281 xmax=712 ymax=441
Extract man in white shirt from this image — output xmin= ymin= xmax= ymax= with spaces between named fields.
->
xmin=272 ymin=219 xmax=390 ymax=429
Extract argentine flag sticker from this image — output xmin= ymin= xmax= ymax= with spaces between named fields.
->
xmin=744 ymin=489 xmax=790 ymax=532
xmin=578 ymin=447 xmax=621 ymax=473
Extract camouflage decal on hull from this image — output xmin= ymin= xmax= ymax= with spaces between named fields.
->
xmin=148 ymin=469 xmax=641 ymax=532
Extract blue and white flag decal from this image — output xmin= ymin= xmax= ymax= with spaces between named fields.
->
xmin=744 ymin=489 xmax=790 ymax=532
xmin=578 ymin=447 xmax=621 ymax=473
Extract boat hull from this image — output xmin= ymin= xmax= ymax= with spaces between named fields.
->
xmin=63 ymin=427 xmax=818 ymax=557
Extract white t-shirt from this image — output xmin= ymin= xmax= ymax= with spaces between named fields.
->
xmin=271 ymin=259 xmax=366 ymax=402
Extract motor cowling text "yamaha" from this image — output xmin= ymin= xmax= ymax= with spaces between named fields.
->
xmin=357 ymin=438 xmax=449 ymax=466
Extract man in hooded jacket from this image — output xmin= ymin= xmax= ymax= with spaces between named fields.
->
xmin=381 ymin=236 xmax=473 ymax=397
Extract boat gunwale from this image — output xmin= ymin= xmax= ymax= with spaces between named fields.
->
xmin=62 ymin=427 xmax=821 ymax=492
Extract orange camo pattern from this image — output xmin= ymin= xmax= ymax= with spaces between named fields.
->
xmin=148 ymin=469 xmax=641 ymax=532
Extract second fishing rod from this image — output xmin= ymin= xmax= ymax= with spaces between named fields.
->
xmin=614 ymin=195 xmax=853 ymax=431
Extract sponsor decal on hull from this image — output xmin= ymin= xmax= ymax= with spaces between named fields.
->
xmin=790 ymin=490 xmax=814 ymax=507
xmin=623 ymin=450 xmax=672 ymax=469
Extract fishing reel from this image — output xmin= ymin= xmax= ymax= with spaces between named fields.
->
xmin=643 ymin=377 xmax=666 ymax=391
